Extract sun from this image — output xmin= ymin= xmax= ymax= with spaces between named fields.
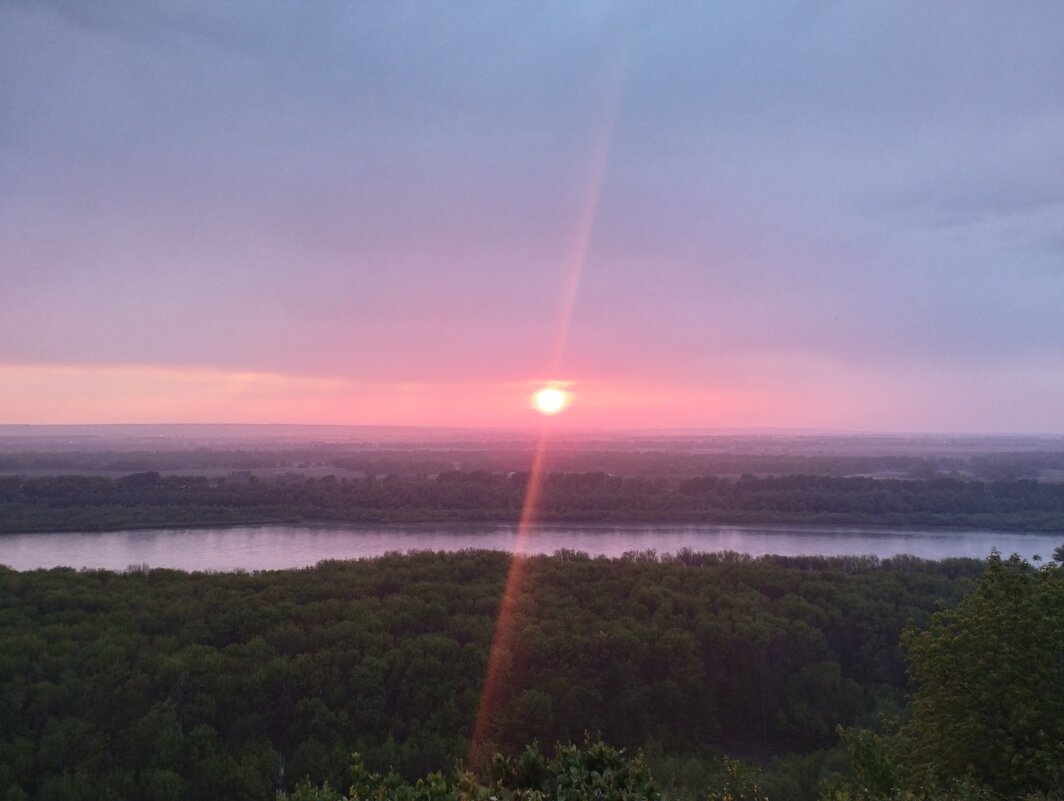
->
xmin=532 ymin=386 xmax=571 ymax=415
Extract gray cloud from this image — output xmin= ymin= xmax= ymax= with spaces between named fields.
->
xmin=2 ymin=1 xmax=1063 ymax=427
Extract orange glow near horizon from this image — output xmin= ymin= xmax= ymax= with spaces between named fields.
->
xmin=0 ymin=364 xmax=593 ymax=427
xmin=3 ymin=360 xmax=1029 ymax=432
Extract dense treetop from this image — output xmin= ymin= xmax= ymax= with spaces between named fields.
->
xmin=0 ymin=551 xmax=981 ymax=800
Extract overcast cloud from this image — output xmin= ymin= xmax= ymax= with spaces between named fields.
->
xmin=2 ymin=1 xmax=1063 ymax=430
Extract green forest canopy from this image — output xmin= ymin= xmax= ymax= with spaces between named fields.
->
xmin=3 ymin=551 xmax=1061 ymax=800
xmin=0 ymin=550 xmax=979 ymax=800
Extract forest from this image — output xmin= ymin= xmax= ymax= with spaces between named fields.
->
xmin=3 ymin=471 xmax=1064 ymax=533
xmin=0 ymin=549 xmax=998 ymax=800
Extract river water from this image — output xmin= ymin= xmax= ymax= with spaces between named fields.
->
xmin=1 ymin=523 xmax=1060 ymax=572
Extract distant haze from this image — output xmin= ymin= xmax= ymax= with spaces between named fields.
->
xmin=2 ymin=3 xmax=1063 ymax=431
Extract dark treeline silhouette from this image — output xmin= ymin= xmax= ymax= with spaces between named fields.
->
xmin=3 ymin=471 xmax=1064 ymax=533
xmin=4 ymin=446 xmax=1064 ymax=480
xmin=0 ymin=552 xmax=982 ymax=800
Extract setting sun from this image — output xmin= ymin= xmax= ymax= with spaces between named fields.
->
xmin=532 ymin=386 xmax=571 ymax=415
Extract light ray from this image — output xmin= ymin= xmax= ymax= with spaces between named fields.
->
xmin=468 ymin=21 xmax=633 ymax=767
xmin=468 ymin=424 xmax=550 ymax=764
xmin=549 ymin=44 xmax=628 ymax=377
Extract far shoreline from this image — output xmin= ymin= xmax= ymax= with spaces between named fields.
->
xmin=3 ymin=516 xmax=1062 ymax=537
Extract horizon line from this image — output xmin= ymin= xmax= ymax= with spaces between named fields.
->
xmin=1 ymin=423 xmax=1063 ymax=439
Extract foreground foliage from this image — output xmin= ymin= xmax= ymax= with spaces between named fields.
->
xmin=291 ymin=554 xmax=1064 ymax=801
xmin=0 ymin=551 xmax=978 ymax=800
xmin=288 ymin=740 xmax=661 ymax=801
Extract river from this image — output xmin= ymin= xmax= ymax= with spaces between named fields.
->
xmin=1 ymin=522 xmax=1060 ymax=571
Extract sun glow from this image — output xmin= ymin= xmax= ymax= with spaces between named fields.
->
xmin=532 ymin=386 xmax=571 ymax=415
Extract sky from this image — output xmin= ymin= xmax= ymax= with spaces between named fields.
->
xmin=2 ymin=1 xmax=1063 ymax=432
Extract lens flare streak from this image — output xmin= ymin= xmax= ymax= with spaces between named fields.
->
xmin=468 ymin=426 xmax=550 ymax=760
xmin=468 ymin=23 xmax=633 ymax=766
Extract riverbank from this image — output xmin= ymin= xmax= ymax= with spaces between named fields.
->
xmin=3 ymin=506 xmax=1064 ymax=536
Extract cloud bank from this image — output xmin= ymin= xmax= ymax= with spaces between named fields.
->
xmin=2 ymin=1 xmax=1062 ymax=430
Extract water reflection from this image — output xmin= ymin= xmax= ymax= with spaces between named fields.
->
xmin=1 ymin=523 xmax=1061 ymax=572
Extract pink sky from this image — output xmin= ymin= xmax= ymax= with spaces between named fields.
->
xmin=3 ymin=4 xmax=1064 ymax=433
xmin=3 ymin=359 xmax=1062 ymax=433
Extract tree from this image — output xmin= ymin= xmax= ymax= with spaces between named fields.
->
xmin=896 ymin=552 xmax=1064 ymax=796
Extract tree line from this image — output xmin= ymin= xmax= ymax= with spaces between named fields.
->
xmin=3 ymin=471 xmax=1064 ymax=533
xmin=4 ymin=445 xmax=1064 ymax=480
